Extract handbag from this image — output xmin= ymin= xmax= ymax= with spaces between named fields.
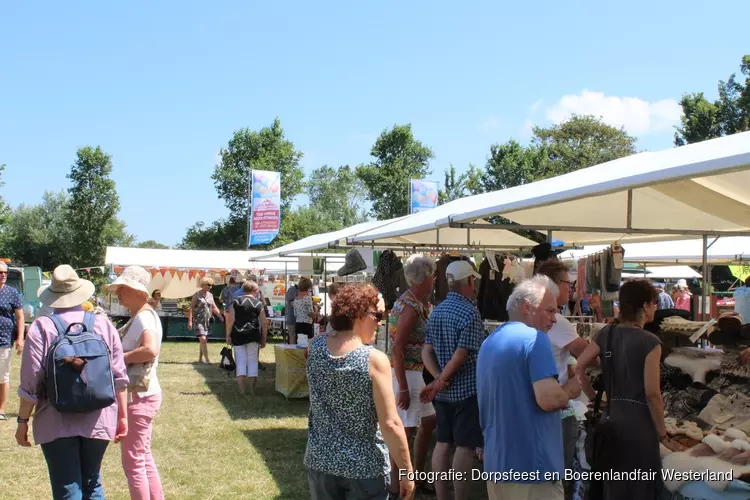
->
xmin=219 ymin=346 xmax=236 ymax=377
xmin=118 ymin=306 xmax=156 ymax=393
xmin=584 ymin=324 xmax=619 ymax=472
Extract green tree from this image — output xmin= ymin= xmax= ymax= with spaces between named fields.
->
xmin=67 ymin=146 xmax=122 ymax=267
xmin=532 ymin=115 xmax=637 ymax=177
xmin=438 ymin=164 xmax=465 ymax=204
xmin=675 ymin=55 xmax=750 ymax=145
xmin=136 ymin=240 xmax=170 ymax=249
xmin=179 ymin=218 xmax=243 ymax=250
xmin=356 ymin=124 xmax=434 ymax=219
xmin=308 ymin=165 xmax=367 ymax=227
xmin=483 ymin=140 xmax=550 ymax=191
xmin=274 ymin=206 xmax=340 ymax=247
xmin=1 ymin=191 xmax=75 ymax=269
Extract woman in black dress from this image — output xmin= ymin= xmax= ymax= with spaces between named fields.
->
xmin=576 ymin=280 xmax=682 ymax=500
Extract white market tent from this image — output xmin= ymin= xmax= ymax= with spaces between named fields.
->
xmin=254 ymin=216 xmax=538 ymax=261
xmin=621 ymin=266 xmax=702 ymax=280
xmin=352 ymin=131 xmax=750 ymax=247
xmin=105 ymin=247 xmax=345 ymax=298
xmin=350 ymin=132 xmax=750 ymax=310
xmin=559 ymin=238 xmax=750 ymax=266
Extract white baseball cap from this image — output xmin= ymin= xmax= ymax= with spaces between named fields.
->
xmin=446 ymin=260 xmax=480 ymax=282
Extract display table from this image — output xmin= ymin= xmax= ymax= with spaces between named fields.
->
xmin=274 ymin=344 xmax=309 ymax=399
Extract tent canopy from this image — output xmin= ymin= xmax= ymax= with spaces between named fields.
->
xmin=105 ymin=247 xmax=344 ymax=273
xmin=444 ymin=131 xmax=750 ymax=245
xmin=350 ymin=132 xmax=750 ymax=247
xmin=252 ymin=219 xmax=402 ymax=261
xmin=559 ymin=237 xmax=750 ymax=265
xmin=620 ymin=266 xmax=702 ymax=280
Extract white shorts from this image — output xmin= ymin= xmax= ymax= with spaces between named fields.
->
xmin=392 ymin=368 xmax=435 ymax=428
xmin=0 ymin=347 xmax=12 ymax=384
xmin=234 ymin=342 xmax=259 ymax=377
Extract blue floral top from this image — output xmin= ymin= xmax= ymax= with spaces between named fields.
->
xmin=304 ymin=334 xmax=390 ymax=479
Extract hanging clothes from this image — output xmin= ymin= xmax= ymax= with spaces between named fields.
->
xmin=371 ymin=250 xmax=408 ymax=310
xmin=478 ymin=254 xmax=514 ymax=321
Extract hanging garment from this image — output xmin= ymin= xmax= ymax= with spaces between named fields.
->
xmin=371 ymin=250 xmax=407 ymax=309
xmin=478 ymin=255 xmax=514 ymax=321
xmin=605 ymin=246 xmax=624 ymax=293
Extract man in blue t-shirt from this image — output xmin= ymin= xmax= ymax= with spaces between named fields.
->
xmin=0 ymin=262 xmax=25 ymax=421
xmin=477 ymin=275 xmax=580 ymax=500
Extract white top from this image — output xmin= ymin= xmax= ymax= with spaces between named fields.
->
xmin=121 ymin=309 xmax=163 ymax=397
xmin=547 ymin=313 xmax=578 ymax=386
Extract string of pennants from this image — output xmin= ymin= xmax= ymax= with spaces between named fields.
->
xmin=109 ymin=266 xmax=267 ymax=280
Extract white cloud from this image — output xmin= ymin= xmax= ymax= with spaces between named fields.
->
xmin=529 ymin=99 xmax=543 ymax=114
xmin=480 ymin=116 xmax=500 ymax=131
xmin=545 ymin=90 xmax=681 ymax=135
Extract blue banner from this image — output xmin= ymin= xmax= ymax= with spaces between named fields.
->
xmin=410 ymin=179 xmax=439 ymax=213
xmin=249 ymin=170 xmax=281 ymax=246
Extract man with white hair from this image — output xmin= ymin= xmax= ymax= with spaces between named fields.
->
xmin=477 ymin=275 xmax=580 ymax=500
xmin=0 ymin=261 xmax=25 ymax=421
xmin=420 ymin=260 xmax=484 ymax=500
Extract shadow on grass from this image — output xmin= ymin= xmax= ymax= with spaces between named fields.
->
xmin=243 ymin=428 xmax=309 ymax=499
xmin=190 ymin=355 xmax=309 ymax=421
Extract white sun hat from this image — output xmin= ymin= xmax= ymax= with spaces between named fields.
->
xmin=107 ymin=266 xmax=151 ymax=295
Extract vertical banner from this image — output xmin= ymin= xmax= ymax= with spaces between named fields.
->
xmin=409 ymin=179 xmax=439 ymax=213
xmin=249 ymin=170 xmax=281 ymax=246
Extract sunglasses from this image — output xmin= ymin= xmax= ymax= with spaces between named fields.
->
xmin=368 ymin=311 xmax=384 ymax=322
xmin=0 ymin=271 xmax=7 ymax=275
xmin=559 ymin=279 xmax=574 ymax=286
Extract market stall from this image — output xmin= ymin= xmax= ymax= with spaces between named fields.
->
xmin=349 ymin=131 xmax=750 ymax=495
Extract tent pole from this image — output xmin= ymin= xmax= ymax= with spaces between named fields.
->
xmin=626 ymin=190 xmax=633 ymax=230
xmin=547 ymin=230 xmax=553 ymax=243
xmin=702 ymin=235 xmax=709 ymax=321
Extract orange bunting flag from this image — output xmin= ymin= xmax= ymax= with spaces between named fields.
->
xmin=159 ymin=269 xmax=167 ymax=278
xmin=188 ymin=270 xmax=196 ymax=280
xmin=198 ymin=270 xmax=206 ymax=280
xmin=150 ymin=268 xmax=159 ymax=278
xmin=114 ymin=266 xmax=124 ymax=275
xmin=219 ymin=270 xmax=227 ymax=279
xmin=177 ymin=270 xmax=185 ymax=280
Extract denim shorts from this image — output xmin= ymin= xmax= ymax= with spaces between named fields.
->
xmin=308 ymin=468 xmax=389 ymax=500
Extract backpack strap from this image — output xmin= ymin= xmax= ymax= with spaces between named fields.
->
xmin=82 ymin=312 xmax=96 ymax=333
xmin=46 ymin=315 xmax=69 ymax=338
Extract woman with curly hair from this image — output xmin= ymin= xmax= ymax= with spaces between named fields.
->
xmin=305 ymin=285 xmax=415 ymax=500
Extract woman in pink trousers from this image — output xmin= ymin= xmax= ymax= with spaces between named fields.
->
xmin=109 ymin=266 xmax=165 ymax=500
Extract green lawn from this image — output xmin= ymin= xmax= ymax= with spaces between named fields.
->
xmin=0 ymin=341 xmax=488 ymax=499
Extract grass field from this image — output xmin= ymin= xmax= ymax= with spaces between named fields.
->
xmin=0 ymin=341 xmax=488 ymax=499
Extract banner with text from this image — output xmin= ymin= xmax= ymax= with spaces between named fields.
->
xmin=249 ymin=170 xmax=281 ymax=246
xmin=409 ymin=179 xmax=439 ymax=213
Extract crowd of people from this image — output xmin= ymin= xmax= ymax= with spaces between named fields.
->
xmin=302 ymin=254 xmax=705 ymax=500
xmin=0 ymin=253 xmax=726 ymax=500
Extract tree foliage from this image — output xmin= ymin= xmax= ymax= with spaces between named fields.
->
xmin=483 ymin=140 xmax=550 ymax=191
xmin=0 ymin=190 xmax=133 ymax=270
xmin=213 ymin=119 xmax=304 ymax=219
xmin=67 ymin=146 xmax=123 ymax=267
xmin=356 ymin=124 xmax=434 ymax=219
xmin=185 ymin=119 xmax=306 ymax=249
xmin=532 ymin=114 xmax=637 ymax=177
xmin=675 ymin=55 xmax=750 ymax=146
xmin=136 ymin=240 xmax=170 ymax=249
xmin=307 ymin=165 xmax=367 ymax=227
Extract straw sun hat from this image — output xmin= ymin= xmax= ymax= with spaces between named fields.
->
xmin=37 ymin=265 xmax=96 ymax=309
xmin=107 ymin=266 xmax=151 ymax=295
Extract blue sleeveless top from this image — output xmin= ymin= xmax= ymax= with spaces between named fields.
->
xmin=304 ymin=334 xmax=390 ymax=479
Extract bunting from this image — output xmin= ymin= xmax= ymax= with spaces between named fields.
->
xmin=188 ymin=270 xmax=196 ymax=280
xmin=198 ymin=270 xmax=207 ymax=280
xmin=150 ymin=268 xmax=159 ymax=278
xmin=177 ymin=270 xmax=185 ymax=280
xmin=114 ymin=266 xmax=124 ymax=276
xmin=160 ymin=269 xmax=167 ymax=278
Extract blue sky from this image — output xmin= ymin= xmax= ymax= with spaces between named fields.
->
xmin=1 ymin=1 xmax=748 ymax=246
